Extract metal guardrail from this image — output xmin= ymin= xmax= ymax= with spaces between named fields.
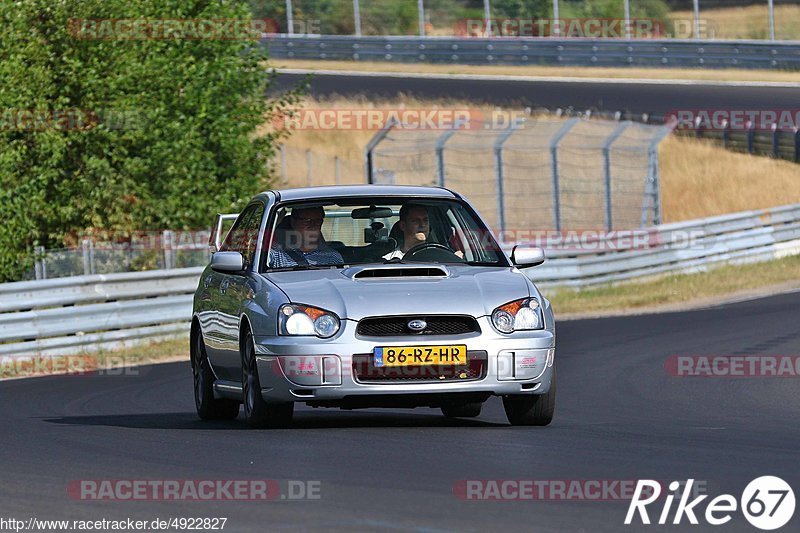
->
xmin=2 ymin=204 xmax=799 ymax=356
xmin=525 ymin=203 xmax=800 ymax=288
xmin=264 ymin=35 xmax=800 ymax=70
xmin=0 ymin=268 xmax=202 ymax=356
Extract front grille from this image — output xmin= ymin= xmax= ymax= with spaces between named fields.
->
xmin=352 ymin=351 xmax=487 ymax=384
xmin=356 ymin=315 xmax=479 ymax=337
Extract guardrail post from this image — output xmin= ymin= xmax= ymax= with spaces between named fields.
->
xmin=435 ymin=129 xmax=457 ymax=188
xmin=602 ymin=122 xmax=630 ymax=231
xmin=493 ymin=123 xmax=520 ymax=237
xmin=364 ymin=119 xmax=397 ymax=184
xmin=163 ymin=230 xmax=175 ymax=270
xmin=549 ymin=118 xmax=579 ymax=232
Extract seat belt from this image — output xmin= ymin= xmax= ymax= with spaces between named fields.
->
xmin=284 ymin=248 xmax=310 ymax=266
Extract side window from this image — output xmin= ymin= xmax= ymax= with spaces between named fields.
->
xmin=221 ymin=206 xmax=256 ymax=253
xmin=220 ymin=203 xmax=264 ymax=269
xmin=240 ymin=203 xmax=265 ymax=270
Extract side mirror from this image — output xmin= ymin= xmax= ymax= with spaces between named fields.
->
xmin=511 ymin=246 xmax=545 ymax=268
xmin=211 ymin=251 xmax=244 ymax=273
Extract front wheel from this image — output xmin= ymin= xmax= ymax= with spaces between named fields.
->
xmin=241 ymin=331 xmax=294 ymax=428
xmin=191 ymin=328 xmax=239 ymax=421
xmin=503 ymin=366 xmax=557 ymax=426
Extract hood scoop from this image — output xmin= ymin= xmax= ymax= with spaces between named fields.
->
xmin=346 ymin=265 xmax=449 ymax=279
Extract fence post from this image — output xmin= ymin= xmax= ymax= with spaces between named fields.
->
xmin=644 ymin=123 xmax=675 ymax=226
xmin=280 ymin=144 xmax=288 ymax=184
xmin=34 ymin=245 xmax=45 ymax=280
xmin=82 ymin=239 xmax=92 ymax=276
xmin=549 ymin=118 xmax=579 ymax=232
xmin=772 ymin=123 xmax=780 ymax=158
xmin=306 ymin=149 xmax=313 ymax=186
xmin=364 ymin=119 xmax=397 ymax=184
xmin=418 ymin=0 xmax=425 ymax=37
xmin=435 ymin=129 xmax=457 ymax=187
xmin=795 ymin=128 xmax=800 ymax=163
xmin=353 ymin=0 xmax=362 ymax=37
xmin=493 ymin=123 xmax=519 ymax=237
xmin=721 ymin=120 xmax=730 ymax=148
xmin=335 ymin=156 xmax=341 ymax=185
xmin=602 ymin=122 xmax=630 ymax=232
xmin=747 ymin=121 xmax=755 ymax=154
xmin=163 ymin=230 xmax=175 ymax=270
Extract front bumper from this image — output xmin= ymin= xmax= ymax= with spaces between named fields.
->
xmin=253 ymin=316 xmax=555 ymax=404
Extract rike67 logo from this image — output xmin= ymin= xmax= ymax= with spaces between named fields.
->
xmin=626 ymin=477 xmax=795 ymax=530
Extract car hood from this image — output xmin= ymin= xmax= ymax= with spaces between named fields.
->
xmin=262 ymin=264 xmax=532 ymax=320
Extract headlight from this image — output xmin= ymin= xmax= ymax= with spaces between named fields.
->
xmin=279 ymin=304 xmax=340 ymax=338
xmin=491 ymin=298 xmax=543 ymax=333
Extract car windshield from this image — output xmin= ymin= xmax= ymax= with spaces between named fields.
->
xmin=263 ymin=197 xmax=508 ymax=270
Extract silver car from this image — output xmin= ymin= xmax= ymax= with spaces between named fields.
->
xmin=192 ymin=185 xmax=555 ymax=428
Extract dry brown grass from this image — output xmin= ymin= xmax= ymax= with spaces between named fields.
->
xmin=273 ymin=59 xmax=800 ymax=84
xmin=671 ymin=5 xmax=800 ymax=41
xmin=660 ymin=135 xmax=800 ymax=222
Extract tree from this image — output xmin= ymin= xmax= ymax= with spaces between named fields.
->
xmin=0 ymin=0 xmax=300 ymax=281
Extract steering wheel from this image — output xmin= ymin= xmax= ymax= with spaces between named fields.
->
xmin=403 ymin=243 xmax=464 ymax=262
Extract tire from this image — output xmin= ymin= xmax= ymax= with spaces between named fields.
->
xmin=441 ymin=402 xmax=483 ymax=418
xmin=241 ymin=330 xmax=294 ymax=429
xmin=502 ymin=366 xmax=557 ymax=426
xmin=191 ymin=326 xmax=240 ymax=421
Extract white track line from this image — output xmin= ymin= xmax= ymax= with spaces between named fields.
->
xmin=276 ymin=68 xmax=800 ymax=88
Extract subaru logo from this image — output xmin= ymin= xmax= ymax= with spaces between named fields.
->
xmin=407 ymin=319 xmax=427 ymax=333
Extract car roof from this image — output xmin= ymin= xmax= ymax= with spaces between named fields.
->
xmin=257 ymin=185 xmax=459 ymax=203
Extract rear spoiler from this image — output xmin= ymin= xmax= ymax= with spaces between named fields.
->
xmin=208 ymin=213 xmax=240 ymax=252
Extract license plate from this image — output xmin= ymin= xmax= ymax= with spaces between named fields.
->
xmin=373 ymin=345 xmax=468 ymax=367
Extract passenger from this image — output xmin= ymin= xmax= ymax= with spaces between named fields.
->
xmin=269 ymin=206 xmax=344 ymax=267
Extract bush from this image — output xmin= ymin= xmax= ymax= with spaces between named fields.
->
xmin=0 ymin=0 xmax=300 ymax=282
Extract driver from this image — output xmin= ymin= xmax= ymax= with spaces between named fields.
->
xmin=384 ymin=203 xmax=430 ymax=260
xmin=269 ymin=206 xmax=344 ymax=267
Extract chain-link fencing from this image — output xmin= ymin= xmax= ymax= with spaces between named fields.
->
xmin=366 ymin=115 xmax=673 ymax=234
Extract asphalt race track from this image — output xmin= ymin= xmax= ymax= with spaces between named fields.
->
xmin=1 ymin=292 xmax=798 ymax=532
xmin=271 ymin=72 xmax=800 ymax=117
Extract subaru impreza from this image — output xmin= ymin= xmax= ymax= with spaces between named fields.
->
xmin=191 ymin=185 xmax=555 ymax=428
